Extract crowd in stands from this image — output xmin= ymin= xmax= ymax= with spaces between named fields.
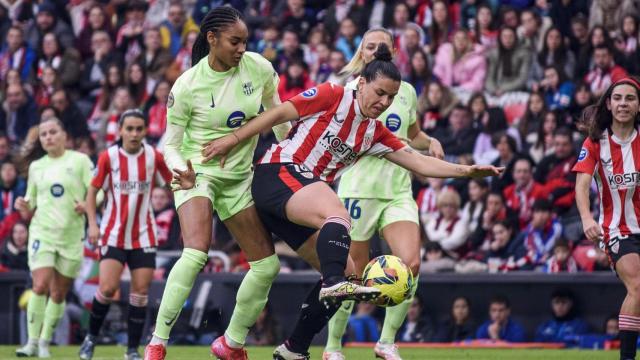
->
xmin=0 ymin=0 xmax=635 ymax=277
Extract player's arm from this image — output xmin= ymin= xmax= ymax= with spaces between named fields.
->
xmin=384 ymin=146 xmax=503 ymax=178
xmin=407 ymin=121 xmax=444 ymax=159
xmin=15 ymin=166 xmax=36 ymax=220
xmin=85 ymin=185 xmax=101 ymax=246
xmin=576 ymin=172 xmax=602 ymax=242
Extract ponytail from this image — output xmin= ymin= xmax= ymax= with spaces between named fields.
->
xmin=191 ymin=6 xmax=243 ymax=67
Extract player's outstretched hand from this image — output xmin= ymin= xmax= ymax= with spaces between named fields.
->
xmin=582 ymin=217 xmax=603 ymax=243
xmin=172 ymin=160 xmax=196 ymax=191
xmin=201 ymin=133 xmax=238 ymax=167
xmin=467 ymin=164 xmax=504 ymax=178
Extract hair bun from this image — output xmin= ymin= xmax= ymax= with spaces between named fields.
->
xmin=373 ymin=43 xmax=393 ymax=62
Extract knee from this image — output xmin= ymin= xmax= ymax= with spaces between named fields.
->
xmin=129 ymin=293 xmax=148 ymax=307
xmin=49 ymin=289 xmax=66 ymax=303
xmin=98 ymin=285 xmax=118 ymax=299
xmin=324 ymin=211 xmax=351 ymax=230
xmin=32 ymin=280 xmax=49 ymax=296
xmin=407 ymin=257 xmax=421 ymax=277
xmin=629 ymin=281 xmax=640 ymax=299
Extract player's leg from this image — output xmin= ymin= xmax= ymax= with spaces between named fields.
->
xmin=149 ymin=196 xmax=212 ymax=347
xmin=614 ymin=246 xmax=640 ymax=360
xmin=39 ymin=268 xmax=75 ymax=357
xmin=127 ymin=255 xmax=154 ymax=359
xmin=79 ymin=253 xmax=125 ymax=360
xmin=16 ymin=267 xmax=53 ymax=357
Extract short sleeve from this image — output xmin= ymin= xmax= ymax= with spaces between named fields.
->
xmin=25 ymin=164 xmax=37 ymax=209
xmin=154 ymin=150 xmax=173 ymax=187
xmin=572 ymin=137 xmax=599 ymax=174
xmin=167 ymin=76 xmax=192 ymax=128
xmin=367 ymin=122 xmax=406 ymax=157
xmin=288 ymin=82 xmax=343 ymax=119
xmin=407 ymin=84 xmax=418 ymax=126
xmin=81 ymin=154 xmax=95 ymax=188
xmin=91 ymin=151 xmax=111 ymax=190
xmin=261 ymin=65 xmax=281 ymax=110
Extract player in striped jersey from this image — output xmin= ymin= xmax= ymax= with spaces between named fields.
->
xmin=325 ymin=28 xmax=444 ymax=360
xmin=202 ymin=44 xmax=502 ymax=359
xmin=15 ymin=117 xmax=94 ymax=358
xmin=144 ymin=7 xmax=291 ymax=360
xmin=78 ymin=110 xmax=172 ymax=360
xmin=574 ymin=77 xmax=640 ymax=360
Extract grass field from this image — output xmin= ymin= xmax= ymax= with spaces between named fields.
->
xmin=0 ymin=346 xmax=618 ymax=360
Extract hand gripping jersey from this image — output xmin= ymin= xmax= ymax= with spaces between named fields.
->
xmin=92 ymin=144 xmax=172 ymax=249
xmin=573 ymin=129 xmax=640 ymax=242
xmin=259 ymin=82 xmax=405 ymax=183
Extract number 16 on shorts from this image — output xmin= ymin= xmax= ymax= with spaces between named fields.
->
xmin=344 ymin=198 xmax=361 ymax=219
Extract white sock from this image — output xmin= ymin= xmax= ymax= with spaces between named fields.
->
xmin=38 ymin=339 xmax=49 ymax=347
xmin=225 ymin=333 xmax=243 ymax=349
xmin=149 ymin=335 xmax=168 ymax=346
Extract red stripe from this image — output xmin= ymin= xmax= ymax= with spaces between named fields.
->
xmin=102 ymin=153 xmax=117 ymax=246
xmin=272 ymin=144 xmax=283 ymax=163
xmin=316 ymin=101 xmax=356 ymax=179
xmin=327 ymin=120 xmax=370 ymax=183
xmin=278 ymin=166 xmax=303 ymax=192
xmin=130 ymin=151 xmax=146 ymax=249
xmin=631 ymin=136 xmax=640 ymax=229
xmin=609 ymin=137 xmax=630 ymax=235
xmin=597 ymin=138 xmax=614 ymax=242
xmin=117 ymin=152 xmax=129 ymax=248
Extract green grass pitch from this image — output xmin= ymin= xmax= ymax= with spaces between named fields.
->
xmin=0 ymin=346 xmax=617 ymax=360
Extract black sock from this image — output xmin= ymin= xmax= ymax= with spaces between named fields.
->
xmin=620 ymin=330 xmax=638 ymax=360
xmin=316 ymin=217 xmax=351 ymax=284
xmin=89 ymin=297 xmax=111 ymax=337
xmin=127 ymin=304 xmax=147 ymax=351
xmin=287 ymin=280 xmax=342 ymax=354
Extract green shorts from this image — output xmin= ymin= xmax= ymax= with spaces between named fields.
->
xmin=28 ymin=230 xmax=83 ymax=278
xmin=341 ymin=196 xmax=419 ymax=241
xmin=173 ymin=171 xmax=253 ymax=221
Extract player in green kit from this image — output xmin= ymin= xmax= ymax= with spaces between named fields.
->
xmin=323 ymin=28 xmax=445 ymax=360
xmin=15 ymin=117 xmax=94 ymax=358
xmin=144 ymin=7 xmax=290 ymax=360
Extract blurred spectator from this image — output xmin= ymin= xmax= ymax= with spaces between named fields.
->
xmin=325 ymin=50 xmax=348 ymax=85
xmin=0 ymin=161 xmax=25 ymax=221
xmin=433 ymin=104 xmax=478 ymax=159
xmin=469 ymin=192 xmax=519 ymax=252
xmin=0 ymin=83 xmax=38 ymax=143
xmin=476 ymin=295 xmax=525 ymax=342
xmin=473 ymin=4 xmax=498 ymax=48
xmin=433 ymin=29 xmax=486 ymax=93
xmin=390 ymin=3 xmax=411 ymax=46
xmin=426 ymin=189 xmax=469 ymax=258
xmin=604 ymin=315 xmax=619 ymax=339
xmin=485 ymin=26 xmax=532 ymax=96
xmin=568 ymin=82 xmax=594 ymax=124
xmin=461 ymin=178 xmax=489 ymax=235
xmin=36 ymin=32 xmax=81 ymax=90
xmin=534 ymin=128 xmax=577 ymax=213
xmin=0 ymin=26 xmax=36 ymax=82
xmin=584 ymin=44 xmax=628 ymax=99
xmin=417 ymin=80 xmax=459 ymax=131
xmin=485 ymin=220 xmax=525 ymax=273
xmin=421 ymin=241 xmax=455 ymax=274
xmin=75 ymin=4 xmax=114 ymax=60
xmin=278 ymin=0 xmax=316 ymax=43
xmin=518 ymin=9 xmax=550 ymax=53
xmin=138 ymin=27 xmax=172 ymax=93
xmin=406 ymin=49 xmax=431 ymax=97
xmin=540 ymin=64 xmax=574 ymax=111
xmin=125 ymin=62 xmax=148 ymax=107
xmin=335 ymin=18 xmax=362 ymax=62
xmin=79 ymin=31 xmax=121 ymax=101
xmin=87 ymin=63 xmax=124 ymax=133
xmin=303 ymin=26 xmax=330 ymax=74
xmin=275 ymin=28 xmax=304 ymax=74
xmin=552 ymin=2 xmax=589 ymax=41
xmin=489 ymin=132 xmax=519 ymax=191
xmin=246 ymin=304 xmax=280 ymax=346
xmin=545 ymin=240 xmax=578 ymax=273
xmin=434 ymin=296 xmax=476 ymax=342
xmin=50 ymin=89 xmax=89 ymax=140
xmin=568 ymin=14 xmax=589 ymax=58
xmin=0 ymin=221 xmax=28 ymax=271
xmin=0 ymin=134 xmax=11 ymax=164
xmin=166 ymin=30 xmax=198 ymax=84
xmin=144 ymin=79 xmax=170 ymax=144
xmin=116 ymin=0 xmax=148 ymax=66
xmin=515 ymin=91 xmax=546 ymax=142
xmin=535 ymin=289 xmax=589 ymax=343
xmin=25 ymin=3 xmax=74 ymax=51
xmin=278 ymin=60 xmax=315 ymax=102
xmin=397 ymin=296 xmax=434 ymax=342
xmin=503 ymin=158 xmax=546 ymax=229
xmin=471 ymin=94 xmax=509 ymax=165
xmin=529 ymin=27 xmax=576 ymax=91
xmin=514 ymin=199 xmax=563 ymax=270
xmin=499 ymin=6 xmax=520 ymax=29
xmin=425 ymin=0 xmax=454 ymax=55
xmin=589 ymin=0 xmax=638 ymax=34
xmin=33 ymin=67 xmax=59 ymax=108
xmin=95 ymin=86 xmax=133 ymax=150
xmin=417 ymin=177 xmax=453 ymax=226
xmin=396 ymin=23 xmax=425 ymax=79
xmin=159 ymin=1 xmax=198 ymax=57
xmin=527 ymin=110 xmax=557 ymax=163
xmin=348 ymin=302 xmax=380 ymax=342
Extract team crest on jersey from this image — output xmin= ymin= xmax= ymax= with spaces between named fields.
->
xmin=302 ymin=88 xmax=317 ymax=98
xmin=167 ymin=92 xmax=175 ymax=108
xmin=50 ymin=184 xmax=64 ymax=197
xmin=578 ymin=148 xmax=588 ymax=161
xmin=385 ymin=113 xmax=401 ymax=132
xmin=242 ymin=81 xmax=254 ymax=96
xmin=363 ymin=135 xmax=373 ymax=148
xmin=399 ymin=95 xmax=407 ymax=106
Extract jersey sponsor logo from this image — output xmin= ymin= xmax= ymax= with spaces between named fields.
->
xmin=332 ymin=114 xmax=344 ymax=124
xmin=242 ymin=81 xmax=254 ymax=96
xmin=320 ymin=131 xmax=358 ymax=163
xmin=578 ymin=148 xmax=588 ymax=161
xmin=167 ymin=92 xmax=175 ymax=108
xmin=50 ymin=184 xmax=64 ymax=197
xmin=385 ymin=113 xmax=401 ymax=132
xmin=301 ymin=87 xmax=317 ymax=98
xmin=607 ymin=172 xmax=640 ymax=189
xmin=114 ymin=181 xmax=151 ymax=194
xmin=226 ymin=111 xmax=245 ymax=128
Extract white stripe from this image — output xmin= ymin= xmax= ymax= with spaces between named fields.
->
xmin=622 ymin=140 xmax=640 ymax=233
xmin=139 ymin=145 xmax=155 ymax=248
xmin=601 ymin=136 xmax=622 ymax=239
xmin=106 ymin=146 xmax=122 ymax=247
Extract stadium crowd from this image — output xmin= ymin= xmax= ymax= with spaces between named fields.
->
xmin=0 ymin=0 xmax=635 ymax=348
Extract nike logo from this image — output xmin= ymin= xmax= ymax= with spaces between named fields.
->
xmin=164 ymin=312 xmax=179 ymax=326
xmin=301 ymin=303 xmax=309 ymax=309
xmin=210 ymin=94 xmax=215 ymax=108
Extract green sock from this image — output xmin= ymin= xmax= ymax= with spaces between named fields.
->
xmin=26 ymin=293 xmax=47 ymax=341
xmin=325 ymin=300 xmax=354 ymax=352
xmin=40 ymin=300 xmax=65 ymax=342
xmin=226 ymin=254 xmax=280 ymax=346
xmin=379 ymin=274 xmax=419 ymax=344
xmin=153 ymin=248 xmax=208 ymax=340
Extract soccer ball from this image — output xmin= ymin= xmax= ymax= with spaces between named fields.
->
xmin=362 ymin=255 xmax=413 ymax=307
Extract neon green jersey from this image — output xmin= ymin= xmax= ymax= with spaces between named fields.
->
xmin=167 ymin=52 xmax=279 ymax=179
xmin=25 ymin=150 xmax=94 ymax=243
xmin=337 ymin=79 xmax=417 ymax=200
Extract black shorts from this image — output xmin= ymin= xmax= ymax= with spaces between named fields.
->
xmin=252 ymin=163 xmax=319 ymax=250
xmin=602 ymin=234 xmax=640 ymax=271
xmin=100 ymin=246 xmax=156 ymax=270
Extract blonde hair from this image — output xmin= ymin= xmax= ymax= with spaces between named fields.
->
xmin=437 ymin=189 xmax=461 ymax=210
xmin=340 ymin=27 xmax=394 ymax=77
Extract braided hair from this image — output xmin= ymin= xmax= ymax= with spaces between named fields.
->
xmin=192 ymin=6 xmax=243 ymax=67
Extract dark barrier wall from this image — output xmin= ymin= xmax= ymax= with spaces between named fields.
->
xmin=0 ymin=272 xmax=625 ymax=344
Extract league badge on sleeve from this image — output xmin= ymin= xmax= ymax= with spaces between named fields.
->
xmin=167 ymin=92 xmax=175 ymax=108
xmin=578 ymin=147 xmax=588 ymax=161
xmin=302 ymin=88 xmax=317 ymax=98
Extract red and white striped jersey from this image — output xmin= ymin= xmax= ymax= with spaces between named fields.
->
xmin=573 ymin=129 xmax=640 ymax=242
xmin=92 ymin=144 xmax=172 ymax=249
xmin=259 ymin=82 xmax=405 ymax=183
